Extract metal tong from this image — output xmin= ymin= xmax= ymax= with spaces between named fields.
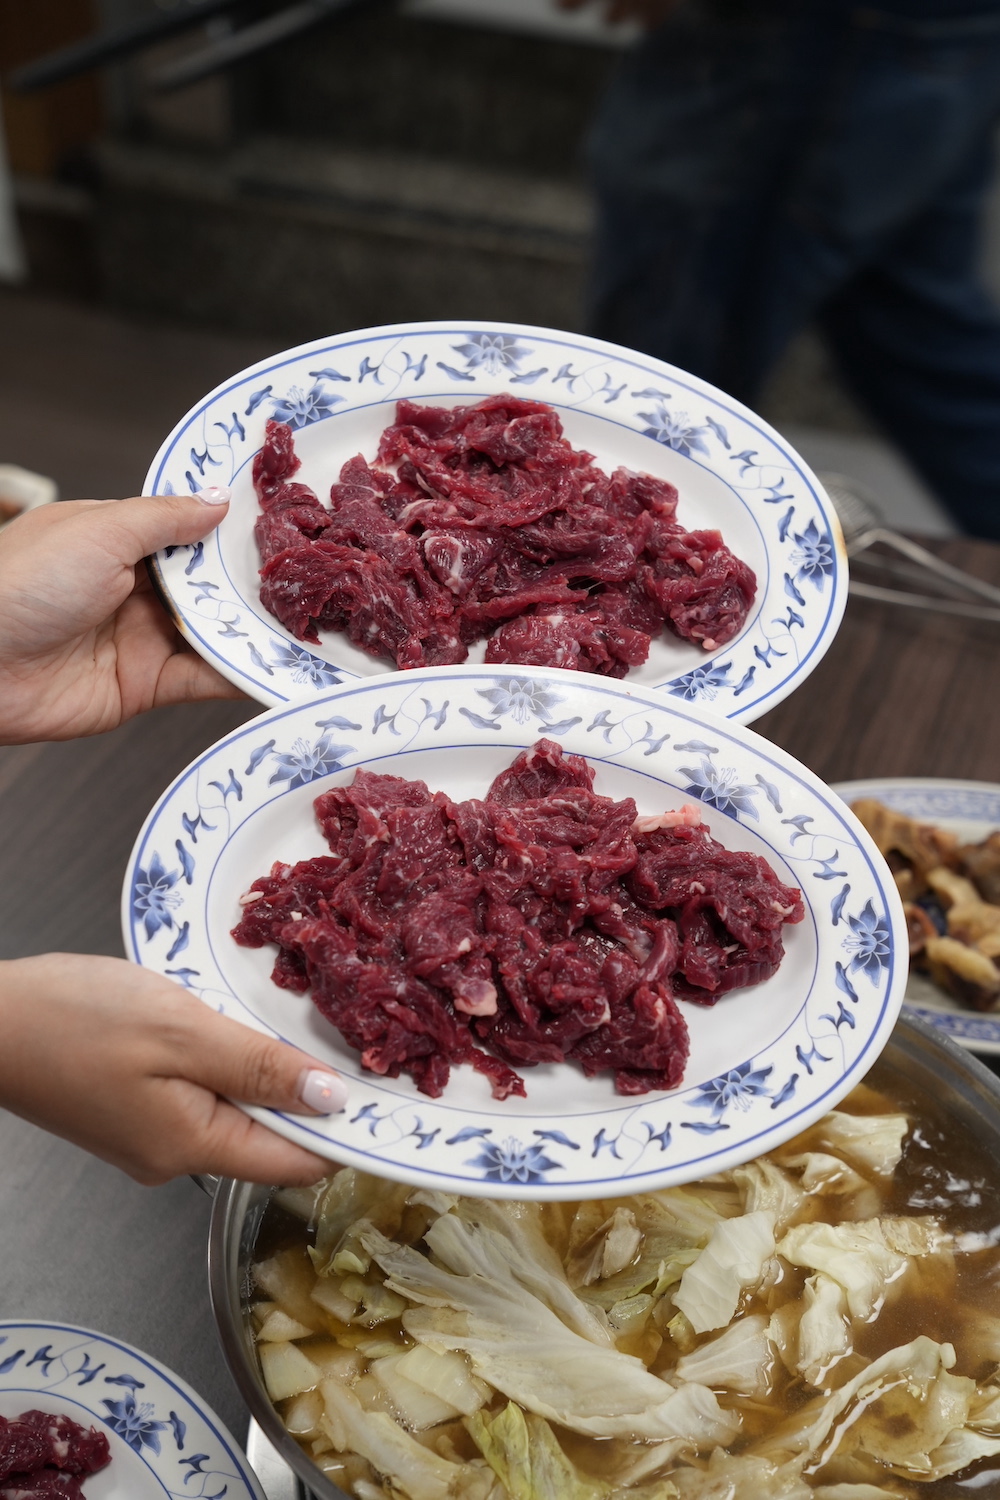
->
xmin=820 ymin=472 xmax=1000 ymax=623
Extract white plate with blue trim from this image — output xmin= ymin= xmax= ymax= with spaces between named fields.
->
xmin=0 ymin=1321 xmax=264 ymax=1499
xmin=122 ymin=665 xmax=905 ymax=1199
xmin=834 ymin=778 xmax=1000 ymax=1056
xmin=144 ymin=320 xmax=847 ymax=725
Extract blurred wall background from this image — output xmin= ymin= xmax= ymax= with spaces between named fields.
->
xmin=4 ymin=0 xmax=616 ymax=333
xmin=0 ymin=0 xmax=977 ymax=527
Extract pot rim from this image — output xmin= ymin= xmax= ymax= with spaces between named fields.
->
xmin=207 ymin=1180 xmax=346 ymax=1500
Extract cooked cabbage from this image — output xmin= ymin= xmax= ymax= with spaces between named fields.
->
xmin=320 ymin=1378 xmax=494 ymax=1500
xmin=254 ymin=1086 xmax=1000 ymax=1499
xmin=673 ymin=1210 xmax=776 ymax=1334
xmin=363 ymin=1221 xmax=737 ymax=1443
xmin=466 ymin=1401 xmax=609 ymax=1500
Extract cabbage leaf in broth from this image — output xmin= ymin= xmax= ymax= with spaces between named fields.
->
xmin=253 ymin=1078 xmax=1000 ymax=1499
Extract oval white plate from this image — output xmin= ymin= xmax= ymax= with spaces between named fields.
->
xmin=123 ymin=666 xmax=905 ymax=1198
xmin=0 ymin=1322 xmax=264 ymax=1500
xmin=834 ymin=778 xmax=1000 ymax=1055
xmin=145 ymin=320 xmax=847 ymax=724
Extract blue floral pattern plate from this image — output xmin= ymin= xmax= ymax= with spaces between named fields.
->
xmin=145 ymin=320 xmax=847 ymax=725
xmin=0 ymin=1322 xmax=265 ymax=1500
xmin=834 ymin=778 xmax=1000 ymax=1056
xmin=122 ymin=665 xmax=905 ymax=1199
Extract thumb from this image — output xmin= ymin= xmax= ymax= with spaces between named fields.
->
xmin=177 ymin=1005 xmax=349 ymax=1118
xmin=97 ymin=487 xmax=232 ymax=566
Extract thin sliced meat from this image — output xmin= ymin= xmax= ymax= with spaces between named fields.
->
xmin=233 ymin=741 xmax=802 ymax=1100
xmin=0 ymin=1411 xmax=110 ymax=1498
xmin=252 ymin=399 xmax=756 ymax=672
xmin=641 ymin=524 xmax=757 ymax=650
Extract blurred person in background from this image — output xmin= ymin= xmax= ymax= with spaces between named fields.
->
xmin=561 ymin=0 xmax=1000 ymax=539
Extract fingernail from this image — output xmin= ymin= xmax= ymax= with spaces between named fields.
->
xmin=298 ymin=1068 xmax=348 ymax=1114
xmin=195 ymin=484 xmax=232 ymax=506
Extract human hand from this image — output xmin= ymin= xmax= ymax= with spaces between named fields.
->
xmin=556 ymin=0 xmax=680 ymax=25
xmin=0 ymin=489 xmax=245 ymax=745
xmin=0 ymin=953 xmax=347 ymax=1185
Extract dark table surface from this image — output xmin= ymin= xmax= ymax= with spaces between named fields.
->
xmin=755 ymin=538 xmax=1000 ymax=785
xmin=2 ymin=534 xmax=999 ymax=1445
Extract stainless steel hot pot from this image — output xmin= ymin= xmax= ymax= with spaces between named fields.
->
xmin=205 ymin=1012 xmax=1000 ymax=1500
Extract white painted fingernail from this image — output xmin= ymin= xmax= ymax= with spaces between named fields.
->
xmin=298 ymin=1068 xmax=348 ymax=1114
xmin=195 ymin=485 xmax=232 ymax=505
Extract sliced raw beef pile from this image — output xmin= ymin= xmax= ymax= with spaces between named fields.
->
xmin=0 ymin=1411 xmax=111 ymax=1498
xmin=233 ymin=742 xmax=803 ymax=1099
xmin=253 ymin=395 xmax=757 ymax=675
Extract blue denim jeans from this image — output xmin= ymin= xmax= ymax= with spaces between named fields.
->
xmin=587 ymin=0 xmax=1000 ymax=537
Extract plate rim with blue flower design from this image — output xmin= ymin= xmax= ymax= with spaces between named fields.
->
xmin=122 ymin=663 xmax=906 ymax=1200
xmin=0 ymin=1320 xmax=265 ymax=1499
xmin=144 ymin=319 xmax=848 ymax=727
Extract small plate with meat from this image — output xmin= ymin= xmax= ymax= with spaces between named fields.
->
xmin=0 ymin=1321 xmax=264 ymax=1499
xmin=123 ymin=665 xmax=905 ymax=1198
xmin=835 ymin=778 xmax=1000 ymax=1054
xmin=144 ymin=320 xmax=847 ymax=724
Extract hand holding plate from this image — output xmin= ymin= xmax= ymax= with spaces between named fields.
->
xmin=0 ymin=489 xmax=244 ymax=745
xmin=0 ymin=953 xmax=343 ymax=1185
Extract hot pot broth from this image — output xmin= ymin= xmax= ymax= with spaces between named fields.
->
xmin=248 ymin=1060 xmax=1000 ymax=1498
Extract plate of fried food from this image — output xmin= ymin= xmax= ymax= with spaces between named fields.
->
xmin=835 ymin=778 xmax=1000 ymax=1052
xmin=144 ymin=320 xmax=847 ymax=724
